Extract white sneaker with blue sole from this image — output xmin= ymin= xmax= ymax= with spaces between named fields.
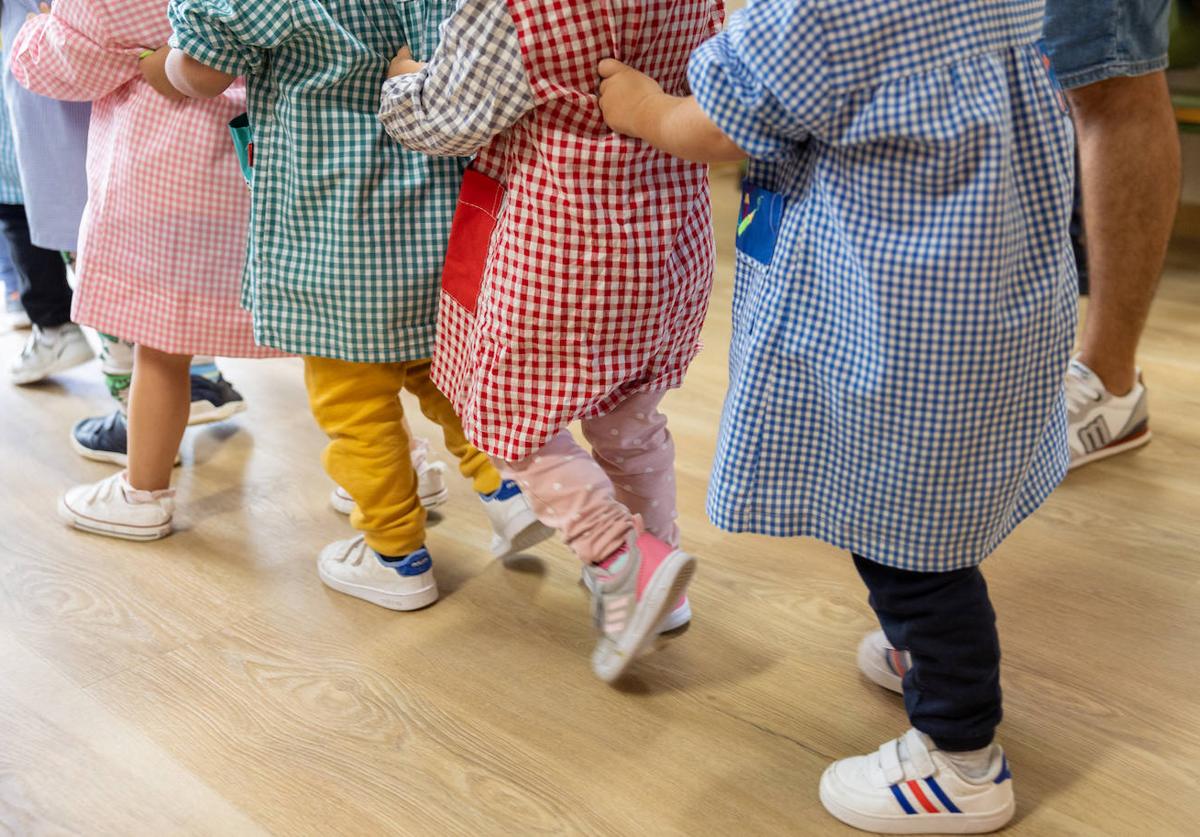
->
xmin=317 ymin=537 xmax=438 ymax=611
xmin=820 ymin=728 xmax=1014 ymax=834
xmin=479 ymin=480 xmax=554 ymax=560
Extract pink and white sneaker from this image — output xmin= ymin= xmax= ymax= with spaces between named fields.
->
xmin=584 ymin=530 xmax=696 ymax=683
xmin=820 ymin=729 xmax=1015 ymax=834
xmin=580 ymin=564 xmax=691 ymax=633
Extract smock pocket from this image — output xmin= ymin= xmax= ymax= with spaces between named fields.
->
xmin=229 ymin=114 xmax=254 ymax=187
xmin=442 ymin=168 xmax=505 ymax=314
xmin=736 ymin=181 xmax=786 ymax=266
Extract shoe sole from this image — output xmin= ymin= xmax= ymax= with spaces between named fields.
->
xmin=819 ymin=769 xmax=1015 ymax=834
xmin=1069 ymin=426 xmax=1152 ymax=470
xmin=68 ymin=430 xmax=182 ymax=468
xmin=591 ymin=550 xmax=696 ymax=684
xmin=857 ymin=634 xmax=903 ymax=695
xmin=56 ymin=496 xmax=172 ymax=542
xmin=11 ymin=342 xmax=95 ymax=385
xmin=317 ymin=563 xmax=439 ymax=611
xmin=329 ymin=485 xmax=451 ymax=516
xmin=188 ymin=399 xmax=247 ymax=426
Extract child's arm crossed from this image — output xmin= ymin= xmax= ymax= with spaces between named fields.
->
xmin=379 ymin=0 xmax=534 ymax=157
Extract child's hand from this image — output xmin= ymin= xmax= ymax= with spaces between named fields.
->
xmin=598 ymin=59 xmax=665 ymax=138
xmin=139 ymin=46 xmax=187 ymax=102
xmin=388 ymin=46 xmax=427 ymax=78
xmin=26 ymin=3 xmax=51 ymax=21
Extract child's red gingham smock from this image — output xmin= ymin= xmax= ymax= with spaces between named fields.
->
xmin=432 ymin=0 xmax=720 ymax=462
xmin=11 ymin=0 xmax=275 ymax=359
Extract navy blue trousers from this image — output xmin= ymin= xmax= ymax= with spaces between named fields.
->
xmin=0 ymin=203 xmax=73 ymax=328
xmin=853 ymin=554 xmax=1002 ymax=752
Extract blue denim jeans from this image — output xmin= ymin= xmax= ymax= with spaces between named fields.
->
xmin=1043 ymin=0 xmax=1171 ymax=89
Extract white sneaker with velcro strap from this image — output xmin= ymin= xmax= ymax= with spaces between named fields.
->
xmin=857 ymin=629 xmax=908 ymax=694
xmin=820 ymin=729 xmax=1014 ymax=834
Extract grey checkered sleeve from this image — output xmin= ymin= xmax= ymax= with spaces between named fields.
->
xmin=379 ymin=0 xmax=535 ymax=157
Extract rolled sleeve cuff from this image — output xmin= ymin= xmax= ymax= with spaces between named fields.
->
xmin=169 ymin=25 xmax=251 ymax=78
xmin=688 ymin=34 xmax=798 ymax=163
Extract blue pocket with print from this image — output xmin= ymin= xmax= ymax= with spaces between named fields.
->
xmin=228 ymin=113 xmax=254 ymax=187
xmin=736 ymin=182 xmax=785 ymax=266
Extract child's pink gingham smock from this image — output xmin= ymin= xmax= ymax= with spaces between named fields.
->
xmin=11 ymin=0 xmax=273 ymax=358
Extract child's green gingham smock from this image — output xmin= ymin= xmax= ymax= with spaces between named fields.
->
xmin=168 ymin=0 xmax=465 ymax=362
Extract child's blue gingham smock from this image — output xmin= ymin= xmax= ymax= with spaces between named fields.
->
xmin=690 ymin=0 xmax=1078 ymax=571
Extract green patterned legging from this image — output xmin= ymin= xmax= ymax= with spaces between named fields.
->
xmin=97 ymin=333 xmax=218 ymax=410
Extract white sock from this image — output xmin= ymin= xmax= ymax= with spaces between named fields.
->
xmin=899 ymin=732 xmax=997 ymax=782
xmin=942 ymin=746 xmax=997 ymax=782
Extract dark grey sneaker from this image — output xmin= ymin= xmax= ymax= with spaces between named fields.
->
xmin=188 ymin=374 xmax=247 ymax=426
xmin=71 ymin=410 xmax=129 ymax=466
xmin=71 ymin=410 xmax=181 ymax=467
xmin=1065 ymin=359 xmax=1151 ymax=469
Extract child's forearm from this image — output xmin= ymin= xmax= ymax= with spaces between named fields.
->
xmin=165 ymin=49 xmax=235 ymax=99
xmin=636 ymin=94 xmax=746 ymax=164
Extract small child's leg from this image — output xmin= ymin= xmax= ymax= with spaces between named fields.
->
xmin=500 ymin=430 xmax=635 ymax=565
xmin=852 ymin=554 xmax=1002 ymax=753
xmin=581 ymin=391 xmax=679 ymax=547
xmin=57 ymin=344 xmax=185 ymax=542
xmin=303 ymin=356 xmax=425 ymax=557
xmin=127 ymin=345 xmax=192 ymax=491
xmin=820 ymin=555 xmax=1012 ymax=832
xmin=400 ymin=359 xmax=501 ymax=496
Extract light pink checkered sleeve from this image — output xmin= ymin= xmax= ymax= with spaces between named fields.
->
xmin=9 ymin=0 xmax=142 ymax=102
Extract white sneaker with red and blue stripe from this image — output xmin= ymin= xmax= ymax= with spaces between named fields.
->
xmin=820 ymin=728 xmax=1014 ymax=834
xmin=858 ymin=629 xmax=908 ymax=694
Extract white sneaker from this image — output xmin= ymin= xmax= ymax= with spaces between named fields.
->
xmin=1065 ymin=359 xmax=1151 ymax=469
xmin=819 ymin=729 xmax=1015 ymax=834
xmin=316 ymin=536 xmax=438 ymax=611
xmin=10 ymin=323 xmax=95 ymax=385
xmin=858 ymin=629 xmax=908 ymax=694
xmin=581 ymin=562 xmax=692 ymax=632
xmin=329 ymin=437 xmax=451 ymax=514
xmin=479 ymin=480 xmax=554 ymax=560
xmin=6 ymin=291 xmax=30 ymax=330
xmin=57 ymin=471 xmax=174 ymax=541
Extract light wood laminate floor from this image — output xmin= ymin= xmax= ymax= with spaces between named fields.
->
xmin=1 ymin=169 xmax=1197 ymax=835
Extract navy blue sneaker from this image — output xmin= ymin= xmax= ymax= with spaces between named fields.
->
xmin=188 ymin=373 xmax=247 ymax=426
xmin=71 ymin=410 xmax=129 ymax=466
xmin=70 ymin=410 xmax=183 ymax=467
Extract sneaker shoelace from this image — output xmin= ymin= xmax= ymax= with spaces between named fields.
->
xmin=83 ymin=472 xmax=126 ymax=504
xmin=1064 ymin=368 xmax=1103 ymax=414
xmin=411 ymin=438 xmax=446 ymax=478
xmin=20 ymin=326 xmax=49 ymax=359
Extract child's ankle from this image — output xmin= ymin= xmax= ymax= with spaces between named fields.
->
xmin=121 ymin=472 xmax=175 ymax=503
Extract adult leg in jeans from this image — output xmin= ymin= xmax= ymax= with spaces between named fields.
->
xmin=1045 ymin=0 xmax=1178 ymax=465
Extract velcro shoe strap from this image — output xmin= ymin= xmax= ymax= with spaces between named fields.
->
xmin=878 ymin=738 xmax=905 ymax=785
xmin=904 ymin=728 xmax=937 ymax=777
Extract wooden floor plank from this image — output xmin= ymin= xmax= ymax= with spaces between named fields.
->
xmin=1 ymin=170 xmax=1197 ymax=834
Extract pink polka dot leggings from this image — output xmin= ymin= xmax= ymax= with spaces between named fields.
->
xmin=497 ymin=392 xmax=679 ymax=564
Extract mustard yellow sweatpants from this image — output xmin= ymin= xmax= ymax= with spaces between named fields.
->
xmin=303 ymin=356 xmax=501 ymax=556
